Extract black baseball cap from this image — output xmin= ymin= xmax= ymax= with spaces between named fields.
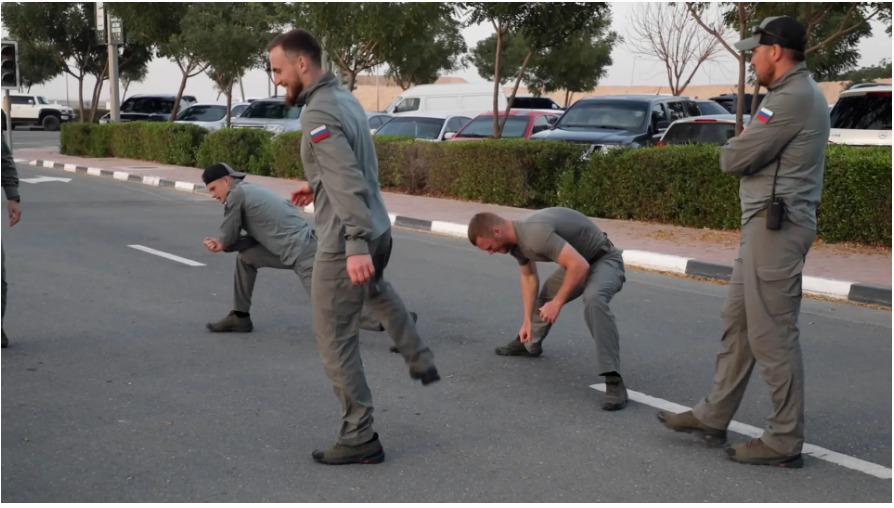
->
xmin=202 ymin=162 xmax=246 ymax=185
xmin=734 ymin=16 xmax=807 ymax=52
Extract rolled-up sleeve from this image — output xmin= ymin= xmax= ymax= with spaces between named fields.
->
xmin=720 ymin=92 xmax=805 ymax=175
xmin=302 ymin=108 xmax=373 ymax=257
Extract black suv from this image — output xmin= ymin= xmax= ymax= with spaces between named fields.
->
xmin=530 ymin=94 xmax=701 ymax=152
xmin=709 ymin=93 xmax=766 ymax=114
xmin=99 ymin=94 xmax=198 ymax=123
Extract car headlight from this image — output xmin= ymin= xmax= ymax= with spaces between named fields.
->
xmin=265 ymin=124 xmax=284 ymax=135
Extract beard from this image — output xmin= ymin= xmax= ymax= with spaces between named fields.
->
xmin=284 ymin=81 xmax=304 ymax=107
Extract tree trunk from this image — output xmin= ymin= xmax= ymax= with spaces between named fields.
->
xmin=735 ymin=4 xmax=747 ymax=135
xmin=170 ymin=69 xmax=189 ymax=122
xmin=499 ymin=51 xmax=534 ymax=136
xmin=76 ymin=74 xmax=85 ymax=122
xmin=750 ymin=81 xmax=761 ymax=117
xmin=492 ymin=27 xmax=503 ymax=138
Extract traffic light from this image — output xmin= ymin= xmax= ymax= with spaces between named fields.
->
xmin=1 ymin=41 xmax=20 ymax=90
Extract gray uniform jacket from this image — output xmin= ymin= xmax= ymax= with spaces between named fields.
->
xmin=220 ymin=180 xmax=314 ymax=266
xmin=1 ymin=138 xmax=19 ymax=202
xmin=720 ymin=61 xmax=830 ymax=229
xmin=297 ymin=72 xmax=390 ymax=256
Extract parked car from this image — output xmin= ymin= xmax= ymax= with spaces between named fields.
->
xmin=1 ymin=93 xmax=75 ymax=131
xmin=828 ymin=84 xmax=892 ymax=146
xmin=384 ymin=83 xmax=507 ymax=115
xmin=509 ymin=94 xmax=564 ymax=111
xmin=174 ymin=102 xmax=250 ymax=132
xmin=99 ymin=94 xmax=198 ymax=123
xmin=695 ymin=99 xmax=729 ymax=116
xmin=709 ymin=93 xmax=766 ymax=114
xmin=229 ymin=97 xmax=302 ymax=135
xmin=530 ymin=94 xmax=702 ymax=153
xmin=657 ymin=114 xmax=750 ymax=146
xmin=374 ymin=112 xmax=472 ymax=141
xmin=366 ymin=112 xmax=393 ymax=134
xmin=450 ymin=110 xmax=560 ymax=140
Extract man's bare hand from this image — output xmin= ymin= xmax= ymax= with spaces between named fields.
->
xmin=538 ymin=299 xmax=562 ymax=324
xmin=290 ymin=184 xmax=314 ymax=207
xmin=7 ymin=201 xmax=20 ymax=227
xmin=518 ymin=320 xmax=532 ymax=343
xmin=203 ymin=237 xmax=224 ymax=252
xmin=346 ymin=254 xmax=375 ymax=285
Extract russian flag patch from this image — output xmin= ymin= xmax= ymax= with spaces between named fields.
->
xmin=310 ymin=125 xmax=330 ymax=143
xmin=756 ymin=107 xmax=774 ymax=123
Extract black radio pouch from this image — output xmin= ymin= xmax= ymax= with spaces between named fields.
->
xmin=766 ymin=158 xmax=784 ymax=230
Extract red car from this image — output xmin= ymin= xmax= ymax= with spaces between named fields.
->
xmin=449 ymin=110 xmax=561 ymax=140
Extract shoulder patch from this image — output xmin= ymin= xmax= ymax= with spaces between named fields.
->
xmin=310 ymin=125 xmax=330 ymax=143
xmin=756 ymin=107 xmax=774 ymax=123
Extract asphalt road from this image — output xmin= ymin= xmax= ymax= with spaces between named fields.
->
xmin=1 ymin=161 xmax=891 ymax=502
xmin=6 ymin=130 xmax=61 ymax=151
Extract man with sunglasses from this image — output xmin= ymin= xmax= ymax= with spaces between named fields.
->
xmin=658 ymin=16 xmax=830 ymax=469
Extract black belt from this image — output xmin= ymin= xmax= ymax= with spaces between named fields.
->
xmin=588 ymin=238 xmax=614 ymax=264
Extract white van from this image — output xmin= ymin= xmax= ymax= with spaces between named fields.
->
xmin=384 ymin=83 xmax=507 ymax=116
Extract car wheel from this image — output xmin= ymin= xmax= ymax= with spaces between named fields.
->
xmin=42 ymin=114 xmax=62 ymax=131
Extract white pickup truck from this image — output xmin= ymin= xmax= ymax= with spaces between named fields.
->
xmin=1 ymin=93 xmax=76 ymax=131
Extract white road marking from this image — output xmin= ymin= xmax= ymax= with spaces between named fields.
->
xmin=127 ymin=245 xmax=205 ymax=267
xmin=591 ymin=383 xmax=893 ymax=480
xmin=21 ymin=176 xmax=72 ymax=184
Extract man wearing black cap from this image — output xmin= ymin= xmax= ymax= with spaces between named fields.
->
xmin=201 ymin=162 xmax=384 ymax=333
xmin=658 ymin=16 xmax=830 ymax=468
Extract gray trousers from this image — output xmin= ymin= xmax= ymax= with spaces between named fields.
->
xmin=312 ymin=228 xmax=434 ymax=446
xmin=234 ymin=243 xmax=382 ymax=331
xmin=2 ymin=245 xmax=6 ymax=320
xmin=530 ymin=249 xmax=626 ymax=376
xmin=693 ymin=212 xmax=815 ymax=456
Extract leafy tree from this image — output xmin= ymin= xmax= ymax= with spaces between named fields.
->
xmin=16 ymin=42 xmax=65 ymax=91
xmin=469 ymin=32 xmax=529 ymax=85
xmin=384 ymin=6 xmax=467 ymax=90
xmin=2 ymin=2 xmax=106 ymax=121
xmin=464 ymin=2 xmax=611 ymax=137
xmin=109 ymin=3 xmax=208 ymax=120
xmin=687 ymin=2 xmax=891 ymax=131
xmin=524 ymin=19 xmax=619 ymax=106
xmin=180 ymin=3 xmax=274 ymax=127
xmin=839 ymin=58 xmax=892 ymax=88
xmin=283 ymin=2 xmax=464 ymax=92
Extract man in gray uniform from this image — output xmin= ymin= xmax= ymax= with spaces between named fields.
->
xmin=2 ymin=137 xmax=22 ymax=348
xmin=267 ymin=29 xmax=439 ymax=465
xmin=201 ymin=162 xmax=384 ymax=333
xmin=658 ymin=16 xmax=829 ymax=468
xmin=468 ymin=208 xmax=628 ymax=411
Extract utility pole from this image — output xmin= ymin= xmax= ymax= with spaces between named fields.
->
xmin=97 ymin=2 xmax=121 ymax=121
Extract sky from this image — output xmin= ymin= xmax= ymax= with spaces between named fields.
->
xmin=4 ymin=2 xmax=893 ymax=105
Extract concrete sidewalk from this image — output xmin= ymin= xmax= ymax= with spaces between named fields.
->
xmin=14 ymin=148 xmax=892 ymax=307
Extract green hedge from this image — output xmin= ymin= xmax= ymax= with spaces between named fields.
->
xmin=557 ymin=144 xmax=741 ymax=229
xmin=818 ymin=145 xmax=891 ymax=244
xmin=195 ymin=128 xmax=273 ymax=176
xmin=59 ymin=122 xmax=892 ymax=245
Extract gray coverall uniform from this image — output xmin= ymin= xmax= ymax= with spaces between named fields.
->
xmin=692 ymin=62 xmax=830 ymax=456
xmin=219 ymin=179 xmax=381 ymax=331
xmin=297 ymin=72 xmax=435 ymax=446
xmin=510 ymin=207 xmax=625 ymax=375
xmin=2 ymin=138 xmax=20 ymax=321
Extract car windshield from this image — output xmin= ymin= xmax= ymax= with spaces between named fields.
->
xmin=697 ymin=101 xmax=729 ymax=115
xmin=555 ymin=101 xmax=648 ymax=132
xmin=240 ymin=101 xmax=301 ymax=119
xmin=376 ymin=117 xmax=445 ymax=139
xmin=662 ymin=122 xmax=737 ymax=145
xmin=121 ymin=98 xmax=176 ymax=114
xmin=512 ymin=97 xmax=558 ymax=109
xmin=176 ymin=105 xmax=226 ymax=122
xmin=831 ymin=93 xmax=892 ymax=130
xmin=456 ymin=116 xmax=529 ymax=138
xmin=37 ymin=96 xmax=49 ymax=105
